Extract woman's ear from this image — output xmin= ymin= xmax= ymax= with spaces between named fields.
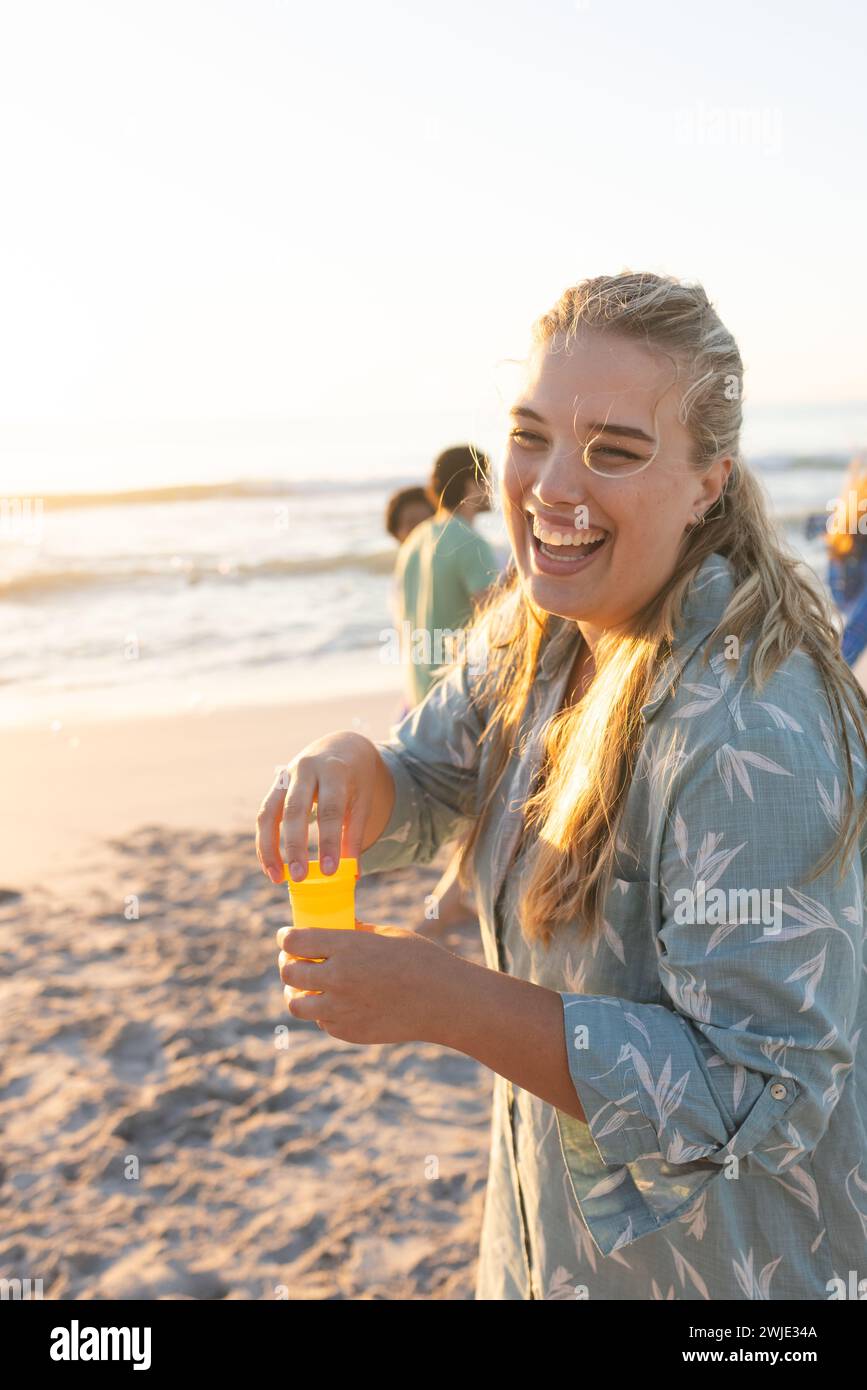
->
xmin=697 ymin=455 xmax=734 ymax=516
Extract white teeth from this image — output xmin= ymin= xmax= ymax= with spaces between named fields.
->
xmin=532 ymin=517 xmax=606 ymax=547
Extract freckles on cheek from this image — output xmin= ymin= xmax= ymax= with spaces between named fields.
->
xmin=633 ymin=489 xmax=682 ymax=546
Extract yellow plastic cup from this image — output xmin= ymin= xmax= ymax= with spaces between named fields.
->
xmin=282 ymin=857 xmax=359 ymax=997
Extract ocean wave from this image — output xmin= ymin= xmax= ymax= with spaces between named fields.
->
xmin=0 ymin=549 xmax=396 ymax=601
xmin=7 ymin=474 xmax=420 ymax=512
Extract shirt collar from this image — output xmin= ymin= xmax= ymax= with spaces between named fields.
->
xmin=536 ymin=551 xmax=736 ymax=720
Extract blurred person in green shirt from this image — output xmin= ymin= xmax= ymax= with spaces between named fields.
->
xmin=393 ymin=444 xmax=500 ymax=932
xmin=394 ymin=444 xmax=499 ymax=709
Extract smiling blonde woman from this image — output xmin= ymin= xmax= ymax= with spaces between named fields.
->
xmin=257 ymin=271 xmax=867 ymax=1301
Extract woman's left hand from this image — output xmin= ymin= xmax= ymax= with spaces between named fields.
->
xmin=276 ymin=922 xmax=463 ymax=1046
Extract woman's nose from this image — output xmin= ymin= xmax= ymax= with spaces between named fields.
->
xmin=531 ymin=444 xmax=593 ymax=509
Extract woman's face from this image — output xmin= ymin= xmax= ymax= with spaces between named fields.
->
xmin=501 ymin=328 xmax=732 ymax=636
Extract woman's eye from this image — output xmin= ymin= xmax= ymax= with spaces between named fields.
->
xmin=510 ymin=429 xmax=544 ymax=445
xmin=589 ymin=447 xmax=641 ymax=461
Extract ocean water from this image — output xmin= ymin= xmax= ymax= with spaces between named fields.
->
xmin=1 ymin=403 xmax=865 ymax=727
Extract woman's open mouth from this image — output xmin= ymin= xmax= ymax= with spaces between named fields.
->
xmin=527 ymin=513 xmax=611 ymax=575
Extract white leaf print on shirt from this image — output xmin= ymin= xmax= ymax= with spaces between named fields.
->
xmin=732 ymin=1063 xmax=747 ymax=1109
xmin=816 ymin=776 xmax=843 ymax=833
xmin=666 ymin=1128 xmax=717 ymax=1163
xmin=562 ymin=1171 xmax=632 ymax=1272
xmin=667 ymin=1239 xmax=711 ymax=1299
xmin=601 ymin=917 xmax=626 ymax=965
xmin=769 ymin=1164 xmax=820 ymax=1218
xmin=715 ymin=744 xmax=793 ymax=800
xmin=678 ymin=1190 xmax=708 ymax=1240
xmin=732 ymin=1248 xmax=784 ymax=1300
xmin=546 ymin=1266 xmax=581 ymax=1300
xmin=623 ymin=1011 xmax=652 ymax=1048
xmin=610 ymin=1215 xmax=636 ymax=1254
xmin=628 ymin=1049 xmax=692 ymax=1129
xmin=823 ymin=1027 xmax=859 ymax=1109
xmin=694 ymin=835 xmax=746 ymax=894
xmin=642 ymin=732 xmax=691 ymax=836
xmin=650 ymin=1280 xmax=677 ymax=1299
xmin=760 ymin=1035 xmax=797 ymax=1075
xmin=584 ymin=1167 xmax=629 ymax=1200
xmin=670 ymin=815 xmax=748 ymax=922
xmin=675 ymin=683 xmax=724 ymax=719
xmin=775 ymin=887 xmax=859 ymax=972
xmin=730 ymin=680 xmax=751 ymax=730
xmin=705 ymin=919 xmax=743 ymax=954
xmin=785 ymin=945 xmax=828 ymax=1012
xmin=657 ymin=965 xmax=712 ymax=1022
xmin=673 ymin=808 xmax=689 ymax=866
xmin=593 ymin=1097 xmax=643 ymax=1140
xmin=562 ymin=950 xmax=588 ymax=994
xmin=535 ymin=1102 xmax=557 ymax=1163
xmin=845 ymin=1162 xmax=867 ymax=1238
xmin=763 ymin=1120 xmax=807 ymax=1170
xmin=818 ymin=712 xmax=838 ymax=764
xmin=755 ymin=701 xmax=804 ymax=733
xmin=707 ymin=1020 xmax=753 ymax=1111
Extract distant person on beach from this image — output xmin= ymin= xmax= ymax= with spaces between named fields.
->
xmin=384 ymin=486 xmax=435 ymax=545
xmin=394 ymin=445 xmax=499 ymax=708
xmin=391 ymin=446 xmax=500 ymax=929
xmin=805 ymin=456 xmax=867 ymax=682
xmin=824 ymin=459 xmax=867 ymax=671
xmin=384 ymin=485 xmax=436 ymax=642
xmin=260 ymin=271 xmax=867 ymax=1300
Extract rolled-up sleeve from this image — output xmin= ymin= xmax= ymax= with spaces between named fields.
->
xmin=554 ymin=725 xmax=863 ymax=1255
xmin=359 ymin=654 xmax=486 ymax=876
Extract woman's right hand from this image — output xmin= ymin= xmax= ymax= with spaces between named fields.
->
xmin=255 ymin=730 xmax=394 ymax=884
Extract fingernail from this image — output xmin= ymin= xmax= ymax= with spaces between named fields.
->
xmin=321 ymin=856 xmax=335 ymax=874
xmin=289 ymin=861 xmax=304 ymax=881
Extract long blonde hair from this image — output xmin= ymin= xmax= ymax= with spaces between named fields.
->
xmin=459 ymin=271 xmax=867 ymax=949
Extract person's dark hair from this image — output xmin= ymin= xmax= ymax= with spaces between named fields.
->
xmin=427 ymin=444 xmax=490 ymax=512
xmin=384 ymin=486 xmax=434 ymax=541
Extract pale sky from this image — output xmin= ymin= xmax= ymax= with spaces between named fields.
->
xmin=1 ymin=0 xmax=865 ymax=434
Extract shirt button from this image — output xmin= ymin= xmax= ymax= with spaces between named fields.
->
xmin=770 ymin=1082 xmax=788 ymax=1100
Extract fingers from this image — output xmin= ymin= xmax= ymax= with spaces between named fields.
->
xmin=279 ymin=949 xmax=328 ymax=989
xmin=258 ymin=747 xmax=361 ymax=884
xmin=256 ymin=769 xmax=295 ymax=883
xmin=276 ymin=925 xmax=336 ymax=956
xmin=280 ymin=758 xmax=319 ymax=880
xmin=314 ymin=756 xmax=351 ymax=871
xmin=284 ymin=987 xmax=325 ymax=1019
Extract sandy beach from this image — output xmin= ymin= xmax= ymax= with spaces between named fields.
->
xmin=0 ymin=692 xmax=490 ymax=1299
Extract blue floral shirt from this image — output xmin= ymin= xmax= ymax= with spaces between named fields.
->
xmin=360 ymin=551 xmax=867 ymax=1300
